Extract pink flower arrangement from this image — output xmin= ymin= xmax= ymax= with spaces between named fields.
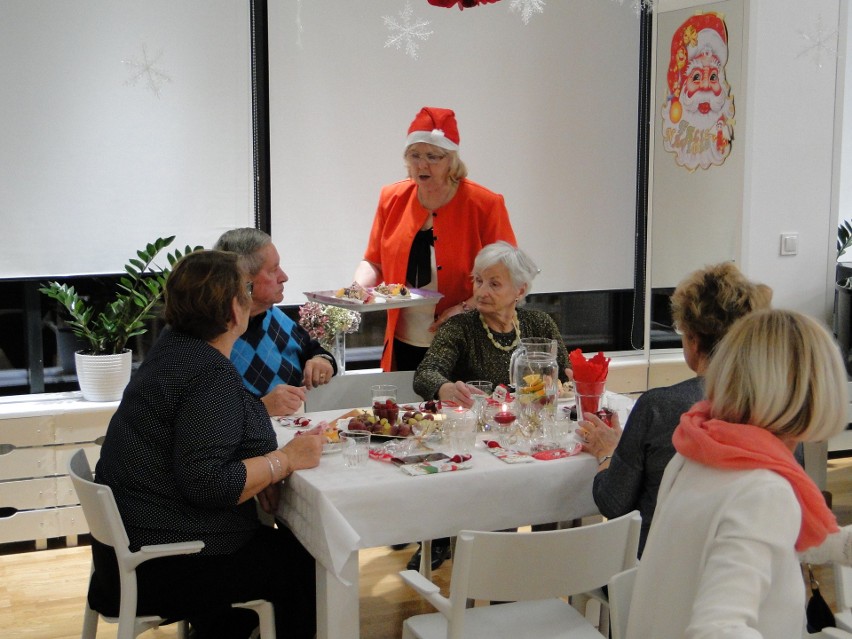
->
xmin=298 ymin=302 xmax=361 ymax=349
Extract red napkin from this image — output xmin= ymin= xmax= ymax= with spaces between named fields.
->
xmin=569 ymin=349 xmax=610 ymax=383
xmin=569 ymin=349 xmax=611 ymax=415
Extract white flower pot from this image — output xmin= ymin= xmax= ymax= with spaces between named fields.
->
xmin=75 ymin=350 xmax=132 ymax=402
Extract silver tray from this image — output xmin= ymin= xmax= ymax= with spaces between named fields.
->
xmin=304 ymin=287 xmax=443 ymax=312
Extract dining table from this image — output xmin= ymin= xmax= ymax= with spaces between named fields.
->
xmin=274 ymin=393 xmax=634 ymax=639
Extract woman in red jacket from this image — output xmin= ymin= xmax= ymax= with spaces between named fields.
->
xmin=354 ymin=106 xmax=516 ymax=373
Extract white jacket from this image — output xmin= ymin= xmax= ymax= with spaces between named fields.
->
xmin=626 ymin=454 xmax=805 ymax=639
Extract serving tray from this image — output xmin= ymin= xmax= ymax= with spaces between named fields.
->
xmin=304 ymin=287 xmax=443 ymax=312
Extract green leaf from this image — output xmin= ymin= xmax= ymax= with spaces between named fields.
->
xmin=840 ymin=220 xmax=852 ymax=259
xmin=39 ymin=235 xmax=189 ymax=355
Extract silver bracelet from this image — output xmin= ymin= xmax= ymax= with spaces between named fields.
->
xmin=263 ymin=454 xmax=277 ymax=484
xmin=313 ymin=354 xmax=334 ymax=365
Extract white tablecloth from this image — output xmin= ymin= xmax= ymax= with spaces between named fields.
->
xmin=274 ymin=393 xmax=633 ymax=639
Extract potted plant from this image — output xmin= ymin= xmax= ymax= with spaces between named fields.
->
xmin=840 ymin=219 xmax=852 ymax=259
xmin=39 ymin=236 xmax=200 ymax=401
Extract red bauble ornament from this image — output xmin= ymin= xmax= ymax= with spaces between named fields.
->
xmin=427 ymin=0 xmax=501 ymax=9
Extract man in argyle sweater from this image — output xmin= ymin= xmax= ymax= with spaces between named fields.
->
xmin=215 ymin=229 xmax=336 ymax=416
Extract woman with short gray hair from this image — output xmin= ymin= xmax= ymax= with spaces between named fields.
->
xmin=413 ymin=241 xmax=569 ymax=404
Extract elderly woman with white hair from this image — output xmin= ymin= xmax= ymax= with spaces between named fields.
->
xmin=414 ymin=241 xmax=569 ymax=405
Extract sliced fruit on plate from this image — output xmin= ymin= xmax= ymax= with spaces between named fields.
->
xmin=373 ymin=282 xmax=411 ymax=297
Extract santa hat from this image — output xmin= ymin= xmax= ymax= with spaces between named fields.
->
xmin=406 ymin=107 xmax=460 ymax=151
xmin=666 ymin=12 xmax=728 ymax=98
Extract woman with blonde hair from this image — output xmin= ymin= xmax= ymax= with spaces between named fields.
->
xmin=626 ymin=309 xmax=851 ymax=638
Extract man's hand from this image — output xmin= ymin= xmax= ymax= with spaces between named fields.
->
xmin=261 ymin=384 xmax=307 ymax=417
xmin=303 ymin=356 xmax=334 ymax=390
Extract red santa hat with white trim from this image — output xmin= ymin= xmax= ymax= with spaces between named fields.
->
xmin=406 ymin=107 xmax=460 ymax=152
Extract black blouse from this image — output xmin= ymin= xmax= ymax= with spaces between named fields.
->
xmin=96 ymin=328 xmax=276 ymax=554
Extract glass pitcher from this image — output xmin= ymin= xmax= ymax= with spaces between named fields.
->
xmin=508 ymin=337 xmax=558 ymax=388
xmin=511 ymin=349 xmax=559 ymax=437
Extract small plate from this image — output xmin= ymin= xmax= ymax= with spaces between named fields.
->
xmin=323 ymin=442 xmax=345 ymax=455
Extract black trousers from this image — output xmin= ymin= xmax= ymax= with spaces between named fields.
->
xmin=89 ymin=525 xmax=316 ymax=639
xmin=393 ymin=338 xmax=429 ymax=373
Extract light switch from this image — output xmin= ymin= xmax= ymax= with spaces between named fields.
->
xmin=780 ymin=233 xmax=798 ymax=256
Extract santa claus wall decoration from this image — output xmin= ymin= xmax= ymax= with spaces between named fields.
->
xmin=661 ymin=12 xmax=735 ymax=171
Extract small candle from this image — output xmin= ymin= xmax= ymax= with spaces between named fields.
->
xmin=494 ymin=406 xmax=516 ymax=425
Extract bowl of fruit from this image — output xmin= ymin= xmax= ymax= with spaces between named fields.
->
xmin=344 ymin=403 xmax=440 ymax=440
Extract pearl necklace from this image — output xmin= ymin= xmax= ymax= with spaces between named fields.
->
xmin=480 ymin=312 xmax=521 ymax=352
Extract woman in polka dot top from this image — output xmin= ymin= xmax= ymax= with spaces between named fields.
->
xmin=89 ymin=250 xmax=322 ymax=639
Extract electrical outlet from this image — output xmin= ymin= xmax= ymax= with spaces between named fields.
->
xmin=780 ymin=233 xmax=798 ymax=256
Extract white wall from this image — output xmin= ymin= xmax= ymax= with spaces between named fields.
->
xmin=267 ymin=0 xmax=640 ymax=305
xmin=649 ymin=0 xmax=842 ymax=324
xmin=837 ymin=0 xmax=852 ymax=264
xmin=738 ymin=0 xmax=840 ymax=320
xmin=0 ymin=1 xmax=254 ymax=279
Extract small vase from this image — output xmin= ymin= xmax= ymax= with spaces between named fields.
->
xmin=75 ymin=350 xmax=132 ymax=402
xmin=330 ymin=332 xmax=346 ymax=374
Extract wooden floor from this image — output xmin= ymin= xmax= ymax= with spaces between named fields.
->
xmin=0 ymin=537 xmax=446 ymax=639
xmin=3 ymin=457 xmax=852 ymax=639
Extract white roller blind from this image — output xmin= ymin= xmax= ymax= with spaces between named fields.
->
xmin=268 ymin=0 xmax=639 ymax=305
xmin=0 ymin=0 xmax=254 ymax=278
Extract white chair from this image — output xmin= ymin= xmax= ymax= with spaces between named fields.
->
xmin=305 ymin=369 xmax=421 ymax=411
xmin=69 ymin=448 xmax=276 ymax=639
xmin=806 ymin=630 xmax=852 ymax=638
xmin=607 ymin=566 xmax=637 ymax=639
xmin=399 ymin=511 xmax=641 ymax=639
xmin=834 ymin=563 xmax=852 ymax=632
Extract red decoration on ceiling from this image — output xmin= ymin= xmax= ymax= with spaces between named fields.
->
xmin=427 ymin=0 xmax=502 ymax=9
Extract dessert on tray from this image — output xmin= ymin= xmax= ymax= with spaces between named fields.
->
xmin=334 ymin=282 xmax=373 ymax=303
xmin=372 ymin=282 xmax=410 ymax=298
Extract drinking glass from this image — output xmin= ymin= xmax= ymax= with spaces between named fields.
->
xmin=575 ymin=380 xmax=606 ymax=416
xmin=444 ymin=408 xmax=476 ymax=454
xmin=340 ymin=430 xmax=371 ymax=468
xmin=370 ymin=384 xmax=399 ymax=424
xmin=465 ymin=380 xmax=493 ymax=430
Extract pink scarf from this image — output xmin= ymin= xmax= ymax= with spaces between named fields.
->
xmin=673 ymin=401 xmax=837 ymax=552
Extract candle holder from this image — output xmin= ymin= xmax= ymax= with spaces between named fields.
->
xmin=494 ymin=408 xmax=517 ymax=448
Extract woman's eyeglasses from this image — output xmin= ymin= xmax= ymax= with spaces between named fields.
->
xmin=245 ymin=281 xmax=254 ymax=297
xmin=405 ymin=151 xmax=448 ymax=165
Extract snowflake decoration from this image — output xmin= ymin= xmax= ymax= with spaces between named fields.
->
xmin=383 ymin=1 xmax=433 ymax=60
xmin=797 ymin=15 xmax=840 ymax=70
xmin=296 ymin=0 xmax=304 ymax=48
xmin=122 ymin=44 xmax=171 ymax=98
xmin=509 ymin=0 xmax=545 ymax=25
xmin=610 ymin=0 xmax=656 ymax=17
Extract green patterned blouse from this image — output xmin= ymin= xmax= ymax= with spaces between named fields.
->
xmin=413 ymin=307 xmax=570 ymax=400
